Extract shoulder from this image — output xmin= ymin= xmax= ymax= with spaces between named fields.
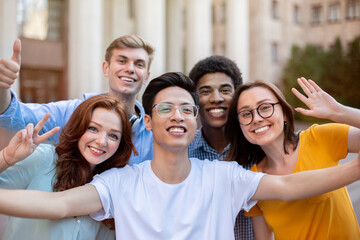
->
xmin=301 ymin=123 xmax=349 ymax=139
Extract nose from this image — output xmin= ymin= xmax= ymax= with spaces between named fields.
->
xmin=210 ymin=90 xmax=224 ymax=103
xmin=170 ymin=107 xmax=184 ymax=121
xmin=96 ymin=132 xmax=107 ymax=146
xmin=252 ymin=109 xmax=263 ymax=123
xmin=125 ymin=62 xmax=135 ymax=74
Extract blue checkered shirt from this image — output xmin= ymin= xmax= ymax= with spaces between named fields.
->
xmin=188 ymin=129 xmax=254 ymax=240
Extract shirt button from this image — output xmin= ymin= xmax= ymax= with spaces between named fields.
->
xmin=77 ymin=219 xmax=81 ymax=223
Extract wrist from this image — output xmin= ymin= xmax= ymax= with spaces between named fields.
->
xmin=2 ymin=148 xmax=14 ymax=166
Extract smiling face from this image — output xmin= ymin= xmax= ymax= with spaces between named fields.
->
xmin=103 ymin=47 xmax=150 ymax=99
xmin=78 ymin=107 xmax=122 ymax=170
xmin=237 ymin=86 xmax=286 ymax=147
xmin=144 ymin=86 xmax=198 ymax=152
xmin=196 ymin=72 xmax=235 ymax=130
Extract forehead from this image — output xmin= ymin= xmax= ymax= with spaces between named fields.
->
xmin=238 ymin=86 xmax=278 ymax=106
xmin=154 ymin=86 xmax=195 ymax=105
xmin=110 ymin=48 xmax=149 ymax=63
xmin=91 ymin=107 xmax=122 ymax=130
xmin=197 ymin=72 xmax=234 ymax=89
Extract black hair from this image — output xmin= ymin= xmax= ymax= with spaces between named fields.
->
xmin=142 ymin=72 xmax=197 ymax=117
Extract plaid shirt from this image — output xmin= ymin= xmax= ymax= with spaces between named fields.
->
xmin=188 ymin=129 xmax=255 ymax=240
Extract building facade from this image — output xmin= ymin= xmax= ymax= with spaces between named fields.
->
xmin=0 ymin=0 xmax=359 ymax=100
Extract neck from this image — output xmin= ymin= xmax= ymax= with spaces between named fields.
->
xmin=151 ymin=145 xmax=191 ymax=184
xmin=108 ymin=91 xmax=137 ymax=116
xmin=201 ymin=126 xmax=229 ymax=153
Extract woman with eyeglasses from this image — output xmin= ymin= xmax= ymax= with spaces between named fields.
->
xmin=225 ymin=77 xmax=360 ymax=239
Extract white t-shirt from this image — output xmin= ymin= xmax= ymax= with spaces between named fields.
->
xmin=90 ymin=158 xmax=264 ymax=240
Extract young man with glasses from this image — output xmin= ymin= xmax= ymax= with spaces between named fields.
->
xmin=188 ymin=56 xmax=255 ymax=240
xmin=0 ymin=72 xmax=359 ymax=239
xmin=0 ymin=35 xmax=154 ymax=165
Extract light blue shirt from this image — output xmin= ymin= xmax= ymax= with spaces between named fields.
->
xmin=0 ymin=90 xmax=154 ymax=165
xmin=0 ymin=144 xmax=115 ymax=240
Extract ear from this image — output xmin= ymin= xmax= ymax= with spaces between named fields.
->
xmin=102 ymin=61 xmax=110 ymax=77
xmin=143 ymin=71 xmax=151 ymax=85
xmin=144 ymin=114 xmax=152 ymax=131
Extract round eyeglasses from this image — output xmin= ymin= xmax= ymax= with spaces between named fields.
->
xmin=152 ymin=103 xmax=199 ymax=119
xmin=237 ymin=102 xmax=280 ymax=125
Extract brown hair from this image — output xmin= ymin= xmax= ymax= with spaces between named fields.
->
xmin=53 ymin=94 xmax=137 ymax=192
xmin=224 ymin=81 xmax=299 ymax=166
xmin=105 ymin=35 xmax=155 ymax=70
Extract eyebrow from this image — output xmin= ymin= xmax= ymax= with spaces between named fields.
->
xmin=116 ymin=55 xmax=146 ymax=63
xmin=237 ymin=99 xmax=275 ymax=111
xmin=157 ymin=101 xmax=194 ymax=106
xmin=89 ymin=121 xmax=122 ymax=133
xmin=198 ymin=83 xmax=233 ymax=90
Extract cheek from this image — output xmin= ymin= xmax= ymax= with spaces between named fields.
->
xmin=108 ymin=141 xmax=120 ymax=156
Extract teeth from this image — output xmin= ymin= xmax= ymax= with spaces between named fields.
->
xmin=89 ymin=146 xmax=104 ymax=153
xmin=254 ymin=126 xmax=269 ymax=133
xmin=169 ymin=127 xmax=184 ymax=133
xmin=122 ymin=77 xmax=134 ymax=82
xmin=209 ymin=108 xmax=224 ymax=114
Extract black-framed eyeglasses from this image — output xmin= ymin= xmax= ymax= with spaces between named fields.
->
xmin=152 ymin=103 xmax=199 ymax=119
xmin=237 ymin=102 xmax=280 ymax=125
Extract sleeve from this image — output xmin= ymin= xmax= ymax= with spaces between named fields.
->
xmin=304 ymin=123 xmax=349 ymax=163
xmin=0 ymin=144 xmax=55 ymax=189
xmin=244 ymin=204 xmax=263 ymax=217
xmin=89 ymin=170 xmax=117 ymax=221
xmin=231 ymin=162 xmax=265 ymax=212
xmin=0 ymin=89 xmax=82 ymax=143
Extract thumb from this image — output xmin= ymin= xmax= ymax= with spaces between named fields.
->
xmin=11 ymin=39 xmax=21 ymax=65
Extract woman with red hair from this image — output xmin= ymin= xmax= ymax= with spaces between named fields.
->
xmin=0 ymin=94 xmax=136 ymax=240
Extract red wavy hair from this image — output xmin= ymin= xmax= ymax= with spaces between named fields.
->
xmin=53 ymin=94 xmax=137 ymax=191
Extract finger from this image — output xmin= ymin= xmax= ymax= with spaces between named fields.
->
xmin=291 ymin=87 xmax=308 ymax=104
xmin=300 ymin=77 xmax=317 ymax=94
xmin=296 ymin=78 xmax=311 ymax=97
xmin=33 ymin=113 xmax=51 ymax=135
xmin=0 ymin=58 xmax=20 ymax=76
xmin=294 ymin=107 xmax=312 ymax=116
xmin=308 ymin=79 xmax=322 ymax=92
xmin=11 ymin=39 xmax=21 ymax=65
xmin=25 ymin=123 xmax=34 ymax=143
xmin=38 ymin=127 xmax=60 ymax=144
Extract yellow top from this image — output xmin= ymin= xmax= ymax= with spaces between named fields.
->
xmin=246 ymin=123 xmax=360 ymax=240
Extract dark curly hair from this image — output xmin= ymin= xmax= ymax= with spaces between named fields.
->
xmin=188 ymin=55 xmax=242 ymax=88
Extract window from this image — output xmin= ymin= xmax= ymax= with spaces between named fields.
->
xmin=347 ymin=0 xmax=360 ymax=19
xmin=328 ymin=3 xmax=341 ymax=22
xmin=272 ymin=1 xmax=279 ymax=19
xmin=272 ymin=43 xmax=279 ymax=62
xmin=311 ymin=5 xmax=322 ymax=24
xmin=17 ymin=0 xmax=64 ymax=40
xmin=294 ymin=5 xmax=300 ymax=24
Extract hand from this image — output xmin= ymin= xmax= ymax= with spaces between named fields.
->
xmin=4 ymin=113 xmax=60 ymax=164
xmin=291 ymin=77 xmax=340 ymax=120
xmin=0 ymin=39 xmax=21 ymax=89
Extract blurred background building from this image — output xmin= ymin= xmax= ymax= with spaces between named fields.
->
xmin=1 ymin=0 xmax=358 ymax=103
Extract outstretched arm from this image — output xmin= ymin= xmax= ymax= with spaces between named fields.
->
xmin=252 ymin=152 xmax=360 ymax=201
xmin=0 ymin=113 xmax=59 ymax=171
xmin=292 ymin=77 xmax=360 ymax=152
xmin=0 ymin=184 xmax=102 ymax=219
xmin=0 ymin=39 xmax=21 ymax=113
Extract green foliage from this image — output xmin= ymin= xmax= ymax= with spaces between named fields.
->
xmin=283 ymin=37 xmax=360 ymax=123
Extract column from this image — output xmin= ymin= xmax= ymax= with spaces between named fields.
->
xmin=184 ymin=0 xmax=212 ymax=73
xmin=134 ymin=0 xmax=166 ymax=79
xmin=166 ymin=0 xmax=184 ymax=72
xmin=68 ymin=0 xmax=104 ymax=99
xmin=226 ymin=0 xmax=249 ymax=82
